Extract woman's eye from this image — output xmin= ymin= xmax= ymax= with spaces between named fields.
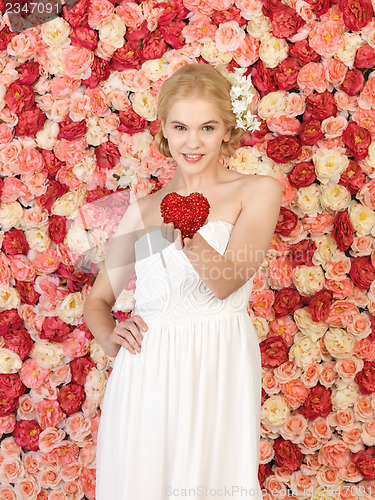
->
xmin=175 ymin=125 xmax=185 ymax=130
xmin=174 ymin=126 xmax=214 ymax=131
xmin=204 ymin=126 xmax=214 ymax=131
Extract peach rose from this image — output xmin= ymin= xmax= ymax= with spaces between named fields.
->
xmin=336 ymin=356 xmax=364 ymax=382
xmin=341 ymin=424 xmax=363 ymax=449
xmin=86 ymin=87 xmax=108 ymax=116
xmin=297 ymin=62 xmax=327 ymax=93
xmin=116 ymin=2 xmax=144 ymax=28
xmin=36 ymin=400 xmax=64 ymax=430
xmin=63 ymin=329 xmax=90 ymax=361
xmin=17 ymin=147 xmax=44 ymax=175
xmin=280 ymin=378 xmax=309 ymax=409
xmin=79 ymin=443 xmax=96 ymax=467
xmin=69 ymin=93 xmax=90 ymax=122
xmin=232 ymin=33 xmax=259 ymax=66
xmin=301 ymin=363 xmax=321 ymax=388
xmin=1 ymin=436 xmax=21 ymax=457
xmin=319 ymin=439 xmax=351 ymax=468
xmin=259 ymin=439 xmax=274 ymax=463
xmin=0 ymin=485 xmax=16 ymax=499
xmin=0 ymin=457 xmax=25 ymax=485
xmin=99 ymin=113 xmax=120 ymax=133
xmin=63 ymin=47 xmax=94 ymax=80
xmin=88 ymin=0 xmax=114 ymax=29
xmin=37 ymin=466 xmax=61 ymax=489
xmin=20 ymin=359 xmax=50 ymax=389
xmin=334 ymin=90 xmax=358 ymax=112
xmin=23 ymin=453 xmax=41 ymax=477
xmin=311 ymin=416 xmax=333 ymax=440
xmin=262 ymin=371 xmax=279 ymax=395
xmin=269 ymin=256 xmax=295 ymax=288
xmin=182 ymin=15 xmax=216 ymax=43
xmin=281 ymin=413 xmax=308 ymax=441
xmin=55 ymin=164 xmax=82 ymax=191
xmin=0 ymin=140 xmax=22 ymax=165
xmin=60 ymin=461 xmax=81 ymax=482
xmin=38 ymin=428 xmax=65 ymax=453
xmin=355 ymin=396 xmax=375 ymax=422
xmin=0 ymin=124 xmax=13 ymax=148
xmin=1 ymin=177 xmax=30 ymax=203
xmin=267 ymin=115 xmax=301 ymax=135
xmin=352 ymin=108 xmax=375 ymax=134
xmin=54 ymin=137 xmax=87 ymax=167
xmin=50 ymin=99 xmax=69 ymax=122
xmin=309 ymin=21 xmax=344 ymax=58
xmin=321 ymin=116 xmax=348 ymax=138
xmin=14 ymin=477 xmax=40 ymax=499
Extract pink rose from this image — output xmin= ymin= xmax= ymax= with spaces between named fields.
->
xmin=5 ymin=81 xmax=34 ymax=114
xmin=15 ymin=106 xmax=46 ymax=137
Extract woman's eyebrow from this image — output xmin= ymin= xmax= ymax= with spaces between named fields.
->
xmin=169 ymin=120 xmax=220 ymax=125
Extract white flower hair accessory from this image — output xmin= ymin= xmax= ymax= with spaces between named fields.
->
xmin=226 ymin=67 xmax=261 ymax=132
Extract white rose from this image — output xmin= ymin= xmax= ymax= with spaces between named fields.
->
xmin=29 ymin=341 xmax=65 ymax=370
xmin=293 ymin=265 xmax=325 ymax=296
xmin=201 ymin=41 xmax=233 ymax=64
xmin=46 ymin=47 xmax=66 ymax=77
xmin=259 ymin=33 xmax=288 ymax=68
xmin=0 ymin=201 xmax=23 ymax=231
xmin=130 ymin=89 xmax=157 ymax=121
xmin=261 ymin=394 xmax=290 ymax=427
xmin=100 ymin=72 xmax=128 ymax=95
xmin=36 ymin=120 xmax=59 ymax=150
xmin=99 ymin=14 xmax=126 ymax=49
xmin=296 ymin=183 xmax=321 ymax=215
xmin=24 ymin=225 xmax=51 ymax=252
xmin=90 ymin=338 xmax=114 ymax=370
xmin=65 ymin=222 xmax=92 ymax=256
xmin=294 ymin=307 xmax=328 ymax=343
xmin=41 ymin=18 xmax=72 ymax=48
xmin=311 ymin=234 xmax=341 ymax=270
xmin=349 ymin=201 xmax=375 ymax=237
xmin=85 ymin=366 xmax=108 ymax=405
xmin=313 ymin=148 xmax=349 ymax=184
xmin=258 ymin=91 xmax=288 ymax=119
xmin=289 ymin=333 xmax=322 ymax=369
xmin=72 ymin=149 xmax=97 ymax=182
xmin=228 ymin=146 xmax=262 ymax=174
xmin=86 ymin=115 xmax=108 ymax=147
xmin=0 ymin=348 xmax=22 ymax=374
xmin=246 ymin=15 xmax=272 ymax=39
xmin=324 ymin=328 xmax=355 ymax=359
xmin=51 ymin=188 xmax=87 ymax=217
xmin=141 ymin=58 xmax=169 ymax=82
xmin=55 ymin=292 xmax=85 ymax=326
xmin=336 ymin=32 xmax=365 ymax=68
xmin=331 ymin=380 xmax=359 ymax=410
xmin=320 ymin=183 xmax=351 ymax=212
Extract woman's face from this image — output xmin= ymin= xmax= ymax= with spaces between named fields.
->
xmin=161 ymin=98 xmax=232 ymax=170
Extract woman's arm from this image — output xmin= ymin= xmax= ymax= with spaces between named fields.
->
xmin=182 ymin=176 xmax=282 ymax=300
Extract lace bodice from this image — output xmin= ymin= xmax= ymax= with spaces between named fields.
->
xmin=133 ymin=221 xmax=254 ymax=325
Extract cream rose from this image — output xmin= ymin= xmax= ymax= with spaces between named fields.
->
xmin=141 ymin=58 xmax=169 ymax=82
xmin=90 ymin=339 xmax=114 ymax=370
xmin=259 ymin=33 xmax=288 ymax=68
xmin=290 ymin=333 xmax=322 ymax=369
xmin=331 ymin=380 xmax=359 ymax=410
xmin=86 ymin=115 xmax=108 ymax=147
xmin=228 ymin=146 xmax=261 ymax=174
xmin=336 ymin=32 xmax=365 ymax=69
xmin=311 ymin=234 xmax=341 ymax=270
xmin=65 ymin=223 xmax=92 ymax=256
xmin=246 ymin=14 xmax=272 ymax=39
xmin=258 ymin=91 xmax=288 ymax=119
xmin=41 ymin=18 xmax=72 ymax=48
xmin=0 ymin=348 xmax=22 ymax=373
xmin=24 ymin=225 xmax=51 ymax=253
xmin=46 ymin=47 xmax=66 ymax=76
xmin=313 ymin=148 xmax=350 ymax=184
xmin=29 ymin=342 xmax=65 ymax=370
xmin=51 ymin=187 xmax=87 ymax=217
xmin=294 ymin=308 xmax=328 ymax=342
xmin=55 ymin=292 xmax=85 ymax=326
xmin=113 ymin=289 xmax=135 ymax=313
xmin=261 ymin=394 xmax=290 ymax=427
xmin=293 ymin=265 xmax=325 ymax=296
xmin=99 ymin=14 xmax=126 ymax=49
xmin=296 ymin=183 xmax=321 ymax=215
xmin=320 ymin=184 xmax=351 ymax=213
xmin=85 ymin=367 xmax=108 ymax=405
xmin=130 ymin=89 xmax=157 ymax=121
xmin=324 ymin=328 xmax=355 ymax=359
xmin=0 ymin=201 xmax=23 ymax=231
xmin=349 ymin=201 xmax=375 ymax=237
xmin=36 ymin=121 xmax=59 ymax=150
xmin=201 ymin=41 xmax=233 ymax=64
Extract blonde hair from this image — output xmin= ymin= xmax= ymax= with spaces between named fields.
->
xmin=154 ymin=63 xmax=247 ymax=159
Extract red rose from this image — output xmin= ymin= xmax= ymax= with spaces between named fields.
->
xmin=289 ymin=39 xmax=321 ymax=65
xmin=16 ymin=61 xmax=40 ymax=85
xmin=354 ymin=44 xmax=375 ymax=68
xmin=54 ymin=263 xmax=91 ymax=293
xmin=0 ymin=373 xmax=26 ymax=399
xmin=139 ymin=29 xmax=169 ymax=60
xmin=275 ymin=207 xmax=298 ymax=236
xmin=332 ymin=210 xmax=355 ymax=252
xmin=37 ymin=180 xmax=69 ymax=213
xmin=303 ymin=90 xmax=337 ymax=121
xmin=40 ymin=149 xmax=65 ymax=179
xmin=159 ymin=20 xmax=186 ymax=50
xmin=266 ymin=134 xmax=302 ymax=163
xmin=269 ymin=6 xmax=305 ymax=38
xmin=262 ymin=0 xmax=284 ymax=13
xmin=342 ymin=121 xmax=371 ymax=160
xmin=299 ymin=118 xmax=323 ymax=146
xmin=70 ymin=356 xmax=95 ymax=385
xmin=0 ymin=25 xmax=16 ymax=50
xmin=211 ymin=4 xmax=247 ymax=26
xmin=339 ymin=159 xmax=367 ymax=194
xmin=0 ymin=393 xmax=17 ymax=417
xmin=69 ymin=27 xmax=98 ymax=51
xmin=118 ymin=108 xmax=147 ymax=133
xmin=355 ymin=361 xmax=375 ymax=395
xmin=0 ymin=309 xmax=23 ymax=335
xmin=57 ymin=116 xmax=87 ymax=141
xmin=305 ymin=0 xmax=330 ymax=15
xmin=290 ymin=239 xmax=317 ymax=265
xmin=309 ymin=289 xmax=333 ymax=322
xmin=158 ymin=0 xmax=190 ymax=24
xmin=62 ymin=0 xmax=89 ymax=28
xmin=2 ymin=228 xmax=29 ymax=256
xmin=149 ymin=118 xmax=162 ymax=136
xmin=15 ymin=106 xmax=46 ymax=136
xmin=5 ymin=81 xmax=35 ymax=114
xmin=339 ymin=0 xmax=373 ymax=30
xmin=3 ymin=328 xmax=33 ymax=360
xmin=273 ymin=289 xmax=302 ymax=317
xmin=288 ymin=161 xmax=316 ymax=188
xmin=352 ymin=447 xmax=375 ymax=480
xmin=14 ymin=419 xmax=42 ymax=451
xmin=251 ymin=60 xmax=278 ymax=93
xmin=82 ymin=56 xmax=110 ymax=89
xmin=349 ymin=256 xmax=375 ymax=290
xmin=14 ymin=279 xmax=39 ymax=305
xmin=260 ymin=336 xmax=289 ymax=368
xmin=274 ymin=439 xmax=304 ymax=471
xmin=95 ymin=140 xmax=120 ymax=169
xmin=299 ymin=383 xmax=332 ymax=420
xmin=48 ymin=214 xmax=67 ymax=244
xmin=57 ymin=382 xmax=86 ymax=415
xmin=111 ymin=42 xmax=142 ymax=71
xmin=274 ymin=57 xmax=301 ymax=91
xmin=41 ymin=316 xmax=74 ymax=343
xmin=340 ymin=68 xmax=365 ymax=96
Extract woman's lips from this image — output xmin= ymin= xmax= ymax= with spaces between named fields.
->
xmin=182 ymin=154 xmax=204 ymax=162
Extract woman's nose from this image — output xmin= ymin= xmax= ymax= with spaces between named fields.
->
xmin=186 ymin=131 xmax=201 ymax=147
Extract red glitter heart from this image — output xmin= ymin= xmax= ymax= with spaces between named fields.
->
xmin=160 ymin=192 xmax=210 ymax=240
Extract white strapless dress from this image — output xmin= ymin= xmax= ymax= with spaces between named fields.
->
xmin=95 ymin=221 xmax=263 ymax=499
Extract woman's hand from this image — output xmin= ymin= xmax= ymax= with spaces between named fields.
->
xmin=103 ymin=315 xmax=148 ymax=357
xmin=161 ymin=219 xmax=208 ymax=250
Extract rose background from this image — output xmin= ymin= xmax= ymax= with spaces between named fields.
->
xmin=0 ymin=0 xmax=375 ymax=498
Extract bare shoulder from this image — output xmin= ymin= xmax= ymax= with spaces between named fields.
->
xmin=241 ymin=174 xmax=282 ymax=207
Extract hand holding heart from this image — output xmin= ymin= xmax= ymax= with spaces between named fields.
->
xmin=160 ymin=192 xmax=210 ymax=250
